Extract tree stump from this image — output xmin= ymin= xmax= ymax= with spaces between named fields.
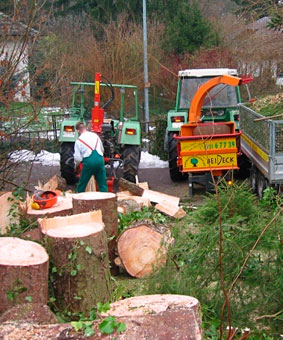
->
xmin=103 ymin=294 xmax=202 ymax=340
xmin=0 ymin=237 xmax=49 ymax=315
xmin=116 ymin=220 xmax=173 ymax=278
xmin=72 ymin=192 xmax=118 ymax=275
xmin=41 ymin=210 xmax=112 ymax=315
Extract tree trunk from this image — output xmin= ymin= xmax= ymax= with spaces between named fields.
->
xmin=26 ymin=195 xmax=73 ymax=221
xmin=72 ymin=192 xmax=118 ymax=275
xmin=0 ymin=237 xmax=49 ymax=315
xmin=0 ymin=295 xmax=202 ymax=340
xmin=41 ymin=210 xmax=112 ymax=315
xmin=118 ymin=178 xmax=144 ymax=196
xmin=116 ymin=220 xmax=173 ymax=278
xmin=103 ymin=294 xmax=202 ymax=340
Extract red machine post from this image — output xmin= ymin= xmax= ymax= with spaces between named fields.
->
xmin=91 ymin=73 xmax=104 ymax=134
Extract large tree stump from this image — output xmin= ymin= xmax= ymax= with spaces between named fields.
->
xmin=0 ymin=237 xmax=49 ymax=315
xmin=72 ymin=192 xmax=118 ymax=275
xmin=103 ymin=294 xmax=202 ymax=340
xmin=40 ymin=210 xmax=112 ymax=315
xmin=0 ymin=295 xmax=202 ymax=340
xmin=26 ymin=195 xmax=73 ymax=221
xmin=116 ymin=220 xmax=173 ymax=278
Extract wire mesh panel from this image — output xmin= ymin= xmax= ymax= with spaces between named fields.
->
xmin=274 ymin=122 xmax=283 ymax=153
xmin=239 ymin=105 xmax=270 ymax=153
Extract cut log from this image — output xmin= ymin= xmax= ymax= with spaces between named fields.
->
xmin=117 ymin=220 xmax=173 ymax=278
xmin=0 ymin=303 xmax=58 ymax=324
xmin=85 ymin=176 xmax=96 ymax=192
xmin=26 ymin=195 xmax=73 ymax=220
xmin=142 ymin=189 xmax=180 ymax=206
xmin=0 ymin=192 xmax=20 ymax=235
xmin=42 ymin=210 xmax=112 ymax=314
xmin=35 ymin=174 xmax=68 ymax=192
xmin=0 ymin=295 xmax=202 ymax=340
xmin=103 ymin=294 xmax=202 ymax=340
xmin=117 ymin=199 xmax=142 ymax=215
xmin=137 ymin=181 xmax=149 ymax=190
xmin=0 ymin=237 xmax=49 ymax=315
xmin=72 ymin=192 xmax=118 ymax=275
xmin=117 ymin=192 xmax=151 ymax=208
xmin=155 ymin=201 xmax=186 ymax=219
xmin=118 ymin=178 xmax=144 ymax=196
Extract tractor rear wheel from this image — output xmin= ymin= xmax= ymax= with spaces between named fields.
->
xmin=122 ymin=145 xmax=141 ymax=183
xmin=168 ymin=132 xmax=188 ymax=181
xmin=60 ymin=142 xmax=78 ymax=185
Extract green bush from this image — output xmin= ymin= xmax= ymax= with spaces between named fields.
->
xmin=144 ymin=182 xmax=283 ymax=337
xmin=149 ymin=115 xmax=167 ymax=161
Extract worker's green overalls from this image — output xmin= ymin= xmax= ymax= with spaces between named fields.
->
xmin=77 ymin=138 xmax=108 ymax=193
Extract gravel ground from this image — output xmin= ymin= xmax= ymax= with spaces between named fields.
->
xmin=1 ymin=162 xmax=207 ymax=204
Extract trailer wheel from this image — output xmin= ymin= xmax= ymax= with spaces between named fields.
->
xmin=257 ymin=173 xmax=267 ymax=199
xmin=122 ymin=145 xmax=141 ymax=183
xmin=249 ymin=165 xmax=257 ymax=194
xmin=168 ymin=132 xmax=188 ymax=181
xmin=60 ymin=142 xmax=79 ymax=185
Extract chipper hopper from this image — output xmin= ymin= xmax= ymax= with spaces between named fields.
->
xmin=175 ymin=74 xmax=252 ymax=196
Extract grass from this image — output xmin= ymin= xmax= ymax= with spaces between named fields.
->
xmin=115 ymin=182 xmax=283 ymax=339
xmin=248 ymin=93 xmax=283 ymax=118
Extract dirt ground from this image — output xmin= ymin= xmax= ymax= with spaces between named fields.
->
xmin=1 ymin=162 xmax=206 ymax=204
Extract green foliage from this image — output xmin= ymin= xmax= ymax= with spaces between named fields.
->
xmin=118 ymin=207 xmax=167 ymax=233
xmin=144 ymin=182 xmax=283 ymax=336
xmin=163 ymin=1 xmax=217 ymax=55
xmin=70 ymin=302 xmax=126 ymax=337
xmin=149 ymin=115 xmax=167 ymax=161
xmin=4 ymin=188 xmax=36 ymax=237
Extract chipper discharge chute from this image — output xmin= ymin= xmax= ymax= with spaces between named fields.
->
xmin=175 ymin=74 xmax=250 ymax=196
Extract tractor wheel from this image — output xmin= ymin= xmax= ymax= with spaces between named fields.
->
xmin=168 ymin=132 xmax=188 ymax=182
xmin=257 ymin=172 xmax=267 ymax=199
xmin=122 ymin=145 xmax=141 ymax=183
xmin=60 ymin=142 xmax=79 ymax=185
xmin=249 ymin=164 xmax=258 ymax=194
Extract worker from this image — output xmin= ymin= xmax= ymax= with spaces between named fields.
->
xmin=74 ymin=122 xmax=108 ymax=192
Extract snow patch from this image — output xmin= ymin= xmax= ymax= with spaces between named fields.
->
xmin=9 ymin=150 xmax=168 ymax=169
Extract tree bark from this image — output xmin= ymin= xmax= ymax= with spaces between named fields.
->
xmin=72 ymin=192 xmax=118 ymax=275
xmin=116 ymin=220 xmax=173 ymax=278
xmin=0 ymin=295 xmax=202 ymax=340
xmin=0 ymin=237 xmax=49 ymax=315
xmin=118 ymin=178 xmax=144 ymax=196
xmin=41 ymin=210 xmax=112 ymax=315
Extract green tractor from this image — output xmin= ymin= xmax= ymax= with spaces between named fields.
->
xmin=164 ymin=68 xmax=243 ymax=181
xmin=59 ymin=73 xmax=141 ymax=186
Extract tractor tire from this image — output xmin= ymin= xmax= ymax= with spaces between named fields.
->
xmin=122 ymin=145 xmax=141 ymax=183
xmin=60 ymin=142 xmax=79 ymax=185
xmin=168 ymin=132 xmax=188 ymax=182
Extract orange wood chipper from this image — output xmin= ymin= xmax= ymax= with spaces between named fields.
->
xmin=174 ymin=74 xmax=252 ymax=196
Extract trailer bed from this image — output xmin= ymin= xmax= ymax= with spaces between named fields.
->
xmin=239 ymin=104 xmax=283 ymax=184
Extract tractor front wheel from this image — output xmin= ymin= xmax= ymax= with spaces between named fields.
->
xmin=60 ymin=142 xmax=79 ymax=185
xmin=168 ymin=132 xmax=188 ymax=181
xmin=122 ymin=145 xmax=141 ymax=183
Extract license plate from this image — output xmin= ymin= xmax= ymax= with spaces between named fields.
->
xmin=172 ymin=122 xmax=184 ymax=128
xmin=63 ymin=131 xmax=75 ymax=138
